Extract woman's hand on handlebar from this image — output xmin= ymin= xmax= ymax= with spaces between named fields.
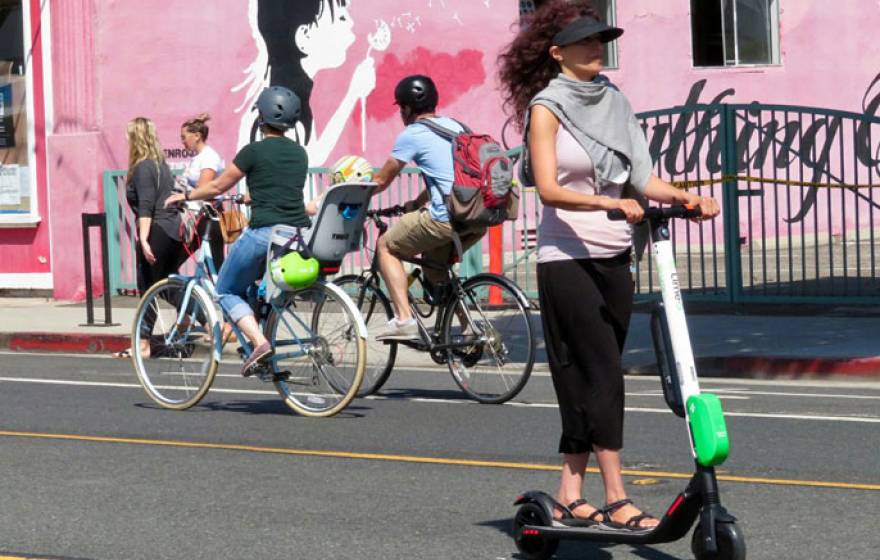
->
xmin=682 ymin=192 xmax=720 ymax=222
xmin=607 ymin=197 xmax=644 ymax=224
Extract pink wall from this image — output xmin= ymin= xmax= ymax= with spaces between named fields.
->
xmin=94 ymin=0 xmax=518 ymax=170
xmin=6 ymin=0 xmax=880 ymax=297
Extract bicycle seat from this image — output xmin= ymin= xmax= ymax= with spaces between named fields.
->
xmin=305 ymin=182 xmax=376 ymax=272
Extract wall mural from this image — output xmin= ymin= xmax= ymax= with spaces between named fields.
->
xmin=234 ymin=0 xmax=372 ymax=166
xmin=232 ymin=0 xmax=493 ymax=167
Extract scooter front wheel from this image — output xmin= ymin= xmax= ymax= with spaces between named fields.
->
xmin=691 ymin=521 xmax=746 ymax=560
xmin=512 ymin=503 xmax=558 ymax=560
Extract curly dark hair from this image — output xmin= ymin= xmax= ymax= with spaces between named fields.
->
xmin=497 ymin=0 xmax=601 ymax=131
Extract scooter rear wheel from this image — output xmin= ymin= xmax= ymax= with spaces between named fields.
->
xmin=512 ymin=503 xmax=558 ymax=560
xmin=691 ymin=521 xmax=746 ymax=560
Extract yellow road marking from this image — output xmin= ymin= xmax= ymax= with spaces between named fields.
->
xmin=2 ymin=430 xmax=878 ymax=492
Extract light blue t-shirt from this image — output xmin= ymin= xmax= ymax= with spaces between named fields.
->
xmin=390 ymin=116 xmax=464 ymax=222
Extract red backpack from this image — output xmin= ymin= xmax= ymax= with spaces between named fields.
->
xmin=417 ymin=118 xmax=519 ymax=227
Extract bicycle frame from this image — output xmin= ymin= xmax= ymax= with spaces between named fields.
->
xmin=169 ymin=203 xmax=341 ymax=368
xmin=355 ymin=211 xmax=495 ymax=354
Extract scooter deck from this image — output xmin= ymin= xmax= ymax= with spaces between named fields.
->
xmin=517 ymin=490 xmax=701 ymax=545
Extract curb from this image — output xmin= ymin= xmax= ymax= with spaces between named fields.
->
xmin=2 ymin=332 xmax=879 ymax=378
xmin=0 ymin=332 xmax=129 ymax=354
xmin=626 ymin=356 xmax=880 ymax=378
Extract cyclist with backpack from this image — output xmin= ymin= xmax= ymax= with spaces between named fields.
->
xmin=371 ymin=75 xmax=514 ymax=341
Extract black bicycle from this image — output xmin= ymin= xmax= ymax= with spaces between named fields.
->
xmin=334 ymin=205 xmax=536 ymax=404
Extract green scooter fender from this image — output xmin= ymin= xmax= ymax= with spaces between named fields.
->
xmin=687 ymin=393 xmax=730 ymax=467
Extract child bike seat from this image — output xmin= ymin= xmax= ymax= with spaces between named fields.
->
xmin=304 ymin=182 xmax=376 ymax=270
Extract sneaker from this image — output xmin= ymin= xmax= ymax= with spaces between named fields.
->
xmin=241 ymin=342 xmax=274 ymax=377
xmin=375 ymin=318 xmax=420 ymax=341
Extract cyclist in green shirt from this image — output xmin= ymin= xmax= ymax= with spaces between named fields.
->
xmin=165 ymin=86 xmax=309 ymax=376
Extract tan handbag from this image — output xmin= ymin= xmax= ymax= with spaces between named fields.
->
xmin=218 ymin=203 xmax=248 ymax=243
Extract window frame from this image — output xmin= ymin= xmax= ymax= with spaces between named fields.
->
xmin=692 ymin=0 xmax=781 ymax=68
xmin=0 ymin=0 xmax=41 ymax=227
xmin=595 ymin=0 xmax=619 ymax=70
xmin=518 ymin=0 xmax=620 ymax=70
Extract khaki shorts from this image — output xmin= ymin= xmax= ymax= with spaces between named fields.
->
xmin=383 ymin=209 xmax=486 ymax=283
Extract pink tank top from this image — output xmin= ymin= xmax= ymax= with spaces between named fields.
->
xmin=537 ymin=126 xmax=632 ymax=263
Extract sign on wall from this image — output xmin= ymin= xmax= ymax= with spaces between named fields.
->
xmin=0 ymin=164 xmax=22 ymax=207
xmin=0 ymin=84 xmax=15 ymax=149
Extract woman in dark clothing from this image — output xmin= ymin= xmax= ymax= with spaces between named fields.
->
xmin=116 ymin=117 xmax=188 ymax=359
xmin=498 ymin=0 xmax=720 ymax=530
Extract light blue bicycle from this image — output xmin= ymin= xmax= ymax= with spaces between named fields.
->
xmin=130 ymin=188 xmax=372 ymax=417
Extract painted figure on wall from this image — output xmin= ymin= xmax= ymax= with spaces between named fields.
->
xmin=234 ymin=0 xmax=376 ymax=165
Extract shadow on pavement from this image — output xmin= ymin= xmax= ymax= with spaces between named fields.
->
xmin=374 ymin=387 xmax=473 ymax=401
xmin=477 ymin=517 xmax=686 ymax=560
xmin=134 ymin=399 xmax=370 ymax=419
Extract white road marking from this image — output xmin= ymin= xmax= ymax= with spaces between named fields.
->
xmin=1 ymin=375 xmax=878 ymax=423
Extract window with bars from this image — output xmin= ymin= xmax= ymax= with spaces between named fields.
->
xmin=519 ymin=0 xmax=619 ymax=69
xmin=692 ymin=0 xmax=780 ymax=66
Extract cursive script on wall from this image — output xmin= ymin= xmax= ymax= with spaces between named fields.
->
xmin=643 ymin=75 xmax=880 ymax=222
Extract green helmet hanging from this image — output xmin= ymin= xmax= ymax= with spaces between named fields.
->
xmin=270 ymin=251 xmax=319 ymax=290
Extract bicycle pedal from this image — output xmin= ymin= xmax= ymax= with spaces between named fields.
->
xmin=254 ymin=365 xmax=275 ymax=382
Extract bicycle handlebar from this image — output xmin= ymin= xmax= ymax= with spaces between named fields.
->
xmin=212 ymin=194 xmax=247 ymax=204
xmin=367 ymin=205 xmax=405 ymax=219
xmin=606 ymin=205 xmax=702 ymax=223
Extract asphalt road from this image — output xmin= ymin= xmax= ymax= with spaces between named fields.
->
xmin=0 ymin=352 xmax=878 ymax=560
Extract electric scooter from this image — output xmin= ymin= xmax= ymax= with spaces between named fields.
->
xmin=512 ymin=205 xmax=746 ymax=560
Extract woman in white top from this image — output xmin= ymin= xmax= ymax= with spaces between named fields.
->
xmin=180 ymin=113 xmax=226 ymax=270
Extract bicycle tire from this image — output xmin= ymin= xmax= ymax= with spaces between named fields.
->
xmin=441 ymin=274 xmax=535 ymax=404
xmin=264 ymin=280 xmax=366 ymax=417
xmin=132 ymin=277 xmax=220 ymax=410
xmin=334 ymin=274 xmax=398 ymax=396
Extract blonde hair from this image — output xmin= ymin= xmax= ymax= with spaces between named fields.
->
xmin=126 ymin=117 xmax=165 ymax=183
xmin=182 ymin=112 xmax=211 ymax=141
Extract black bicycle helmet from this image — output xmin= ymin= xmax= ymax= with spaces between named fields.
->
xmin=393 ymin=75 xmax=439 ymax=114
xmin=254 ymin=86 xmax=301 ymax=130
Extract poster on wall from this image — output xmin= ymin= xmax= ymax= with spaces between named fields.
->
xmin=0 ymin=83 xmax=15 ymax=149
xmin=0 ymin=163 xmax=22 ymax=207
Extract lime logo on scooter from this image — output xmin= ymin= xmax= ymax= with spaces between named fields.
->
xmin=687 ymin=393 xmax=730 ymax=467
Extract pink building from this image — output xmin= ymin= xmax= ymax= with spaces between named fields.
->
xmin=1 ymin=0 xmax=878 ymax=299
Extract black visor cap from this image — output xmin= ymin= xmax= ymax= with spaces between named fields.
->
xmin=552 ymin=16 xmax=624 ymax=46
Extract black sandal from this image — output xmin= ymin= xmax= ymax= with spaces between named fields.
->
xmin=602 ymin=498 xmax=658 ymax=531
xmin=557 ymin=498 xmax=606 ymax=527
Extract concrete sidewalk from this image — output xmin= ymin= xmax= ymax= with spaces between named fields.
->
xmin=0 ymin=296 xmax=878 ymax=378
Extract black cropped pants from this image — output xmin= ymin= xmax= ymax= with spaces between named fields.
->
xmin=537 ymin=253 xmax=634 ymax=454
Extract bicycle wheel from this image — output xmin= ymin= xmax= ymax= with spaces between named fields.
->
xmin=132 ymin=278 xmax=219 ymax=410
xmin=264 ymin=280 xmax=366 ymax=417
xmin=334 ymin=274 xmax=397 ymax=396
xmin=441 ymin=274 xmax=535 ymax=404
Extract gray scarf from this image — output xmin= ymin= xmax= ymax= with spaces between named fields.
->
xmin=524 ymin=73 xmax=652 ymax=193
xmin=522 ymin=73 xmax=652 ymax=258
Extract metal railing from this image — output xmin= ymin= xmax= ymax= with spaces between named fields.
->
xmin=103 ymin=103 xmax=880 ymax=304
xmin=102 ymin=167 xmax=485 ymax=294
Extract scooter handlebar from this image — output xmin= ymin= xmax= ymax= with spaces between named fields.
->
xmin=606 ymin=205 xmax=702 ymax=222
